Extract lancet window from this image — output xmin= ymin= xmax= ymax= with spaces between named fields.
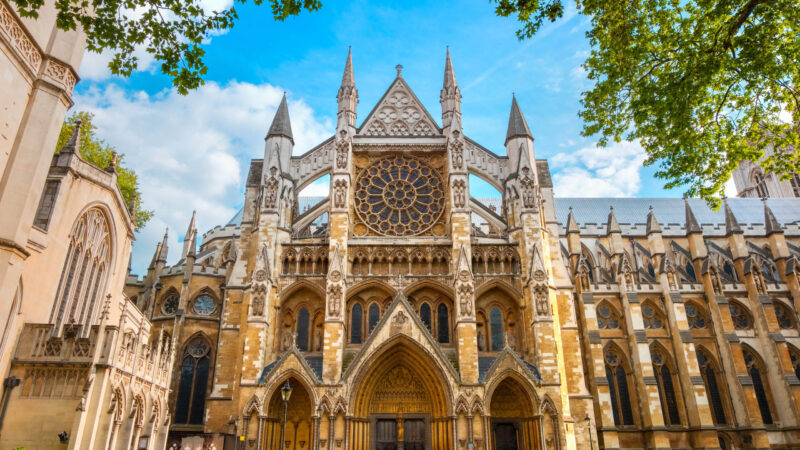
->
xmin=350 ymin=303 xmax=363 ymax=344
xmin=297 ymin=307 xmax=310 ymax=351
xmin=437 ymin=303 xmax=450 ymax=343
xmin=50 ymin=208 xmax=111 ymax=337
xmin=420 ymin=302 xmax=432 ymax=332
xmin=368 ymin=303 xmax=380 ymax=334
xmin=605 ymin=349 xmax=634 ymax=426
xmin=596 ymin=303 xmax=620 ymax=330
xmin=773 ymin=301 xmax=795 ymax=330
xmin=651 ymin=348 xmax=681 ymax=426
xmin=697 ymin=349 xmax=727 ymax=425
xmin=742 ymin=347 xmax=774 ymax=425
xmin=175 ymin=337 xmax=211 ymax=425
xmin=489 ymin=306 xmax=504 ymax=351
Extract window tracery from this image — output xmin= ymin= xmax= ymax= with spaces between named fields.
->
xmin=697 ymin=349 xmax=727 ymax=425
xmin=685 ymin=302 xmax=708 ymax=329
xmin=642 ymin=301 xmax=665 ymax=329
xmin=354 ymin=156 xmax=445 ymax=236
xmin=773 ymin=301 xmax=795 ymax=329
xmin=742 ymin=348 xmax=773 ymax=425
xmin=605 ymin=349 xmax=634 ymax=426
xmin=597 ymin=303 xmax=620 ymax=330
xmin=161 ymin=292 xmax=179 ymax=315
xmin=728 ymin=302 xmax=752 ymax=330
xmin=651 ymin=348 xmax=681 ymax=426
xmin=175 ymin=337 xmax=211 ymax=425
xmin=192 ymin=294 xmax=216 ymax=316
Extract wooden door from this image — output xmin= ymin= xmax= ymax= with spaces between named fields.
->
xmin=375 ymin=419 xmax=398 ymax=450
xmin=493 ymin=422 xmax=518 ymax=450
xmin=404 ymin=419 xmax=425 ymax=450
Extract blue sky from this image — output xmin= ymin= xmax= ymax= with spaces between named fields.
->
xmin=72 ymin=0 xmax=694 ymax=273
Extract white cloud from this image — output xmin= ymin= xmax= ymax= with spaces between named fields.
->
xmin=73 ymin=81 xmax=332 ymax=273
xmin=550 ymin=141 xmax=647 ymax=197
xmin=79 ymin=46 xmax=156 ymax=81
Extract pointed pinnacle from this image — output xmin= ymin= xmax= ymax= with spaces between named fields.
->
xmin=566 ymin=206 xmax=579 ymax=234
xmin=763 ymin=200 xmax=782 ymax=235
xmin=341 ymin=46 xmax=355 ymax=88
xmin=724 ymin=200 xmax=742 ymax=235
xmin=684 ymin=199 xmax=701 ymax=234
xmin=646 ymin=206 xmax=661 ymax=235
xmin=443 ymin=47 xmax=457 ymax=89
xmin=185 ymin=210 xmax=196 ymax=239
xmin=157 ymin=228 xmax=169 ymax=262
xmin=60 ymin=120 xmax=82 ymax=154
xmin=607 ymin=206 xmax=621 ymax=234
xmin=505 ymin=95 xmax=532 ymax=145
xmin=266 ymin=93 xmax=294 ymax=144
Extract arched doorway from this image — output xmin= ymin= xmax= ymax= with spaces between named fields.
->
xmin=350 ymin=338 xmax=452 ymax=450
xmin=263 ymin=376 xmax=314 ymax=450
xmin=488 ymin=376 xmax=540 ymax=450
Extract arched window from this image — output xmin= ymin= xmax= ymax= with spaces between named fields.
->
xmin=350 ymin=303 xmax=363 ymax=344
xmin=605 ymin=350 xmax=634 ymax=426
xmin=296 ymin=307 xmax=310 ymax=351
xmin=597 ymin=303 xmax=620 ymax=329
xmin=791 ymin=172 xmax=800 ymax=197
xmin=437 ymin=303 xmax=449 ymax=343
xmin=192 ymin=294 xmax=216 ymax=315
xmin=685 ymin=302 xmax=708 ymax=329
xmin=753 ymin=171 xmax=769 ymax=198
xmin=420 ymin=303 xmax=432 ymax=332
xmin=642 ymin=301 xmax=665 ymax=329
xmin=647 ymin=262 xmax=656 ymax=278
xmin=651 ymin=348 xmax=681 ymax=426
xmin=696 ymin=350 xmax=727 ymax=424
xmin=174 ymin=338 xmax=211 ymax=425
xmin=742 ymin=348 xmax=773 ymax=424
xmin=789 ymin=348 xmax=800 ymax=381
xmin=489 ymin=307 xmax=504 ymax=351
xmin=685 ymin=262 xmax=697 ymax=282
xmin=50 ymin=208 xmax=111 ymax=337
xmin=729 ymin=302 xmax=752 ymax=329
xmin=723 ymin=261 xmax=737 ymax=281
xmin=368 ymin=303 xmax=380 ymax=334
xmin=773 ymin=301 xmax=795 ymax=329
xmin=161 ymin=292 xmax=179 ymax=315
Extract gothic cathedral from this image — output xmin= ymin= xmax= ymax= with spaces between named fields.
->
xmin=124 ymin=49 xmax=800 ymax=450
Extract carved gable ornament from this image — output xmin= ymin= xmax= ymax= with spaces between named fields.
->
xmin=358 ymin=78 xmax=440 ymax=137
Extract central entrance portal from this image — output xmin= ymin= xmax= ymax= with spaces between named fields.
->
xmin=374 ymin=416 xmax=426 ymax=450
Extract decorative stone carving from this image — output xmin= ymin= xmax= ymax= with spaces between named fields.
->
xmin=250 ymin=244 xmax=270 ymax=317
xmin=359 ymin=83 xmax=438 ymax=137
xmin=520 ymin=168 xmax=536 ymax=209
xmin=449 ymin=131 xmax=464 ymax=170
xmin=534 ymin=284 xmax=549 ymax=316
xmin=335 ymin=132 xmax=349 ymax=169
xmin=709 ymin=265 xmax=723 ymax=294
xmin=752 ymin=263 xmax=767 ymax=294
xmin=327 ymin=285 xmax=342 ymax=317
xmin=263 ymin=174 xmax=279 ymax=209
xmin=333 ymin=179 xmax=347 ymax=208
xmin=458 ymin=283 xmax=473 ymax=316
xmin=42 ymin=58 xmax=77 ymax=95
xmin=282 ymin=332 xmax=295 ymax=351
xmin=454 ymin=246 xmax=475 ymax=319
xmin=452 ymin=179 xmax=466 ymax=208
xmin=0 ymin=2 xmax=42 ymax=73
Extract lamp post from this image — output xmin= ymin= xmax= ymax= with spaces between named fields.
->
xmin=585 ymin=415 xmax=594 ymax=450
xmin=280 ymin=381 xmax=293 ymax=449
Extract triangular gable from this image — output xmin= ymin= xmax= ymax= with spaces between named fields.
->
xmin=481 ymin=348 xmax=542 ymax=385
xmin=358 ymin=77 xmax=442 ymax=137
xmin=341 ymin=292 xmax=459 ymax=383
xmin=258 ymin=346 xmax=320 ymax=385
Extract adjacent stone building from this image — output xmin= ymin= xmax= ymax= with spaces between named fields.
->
xmin=126 ymin=49 xmax=800 ymax=450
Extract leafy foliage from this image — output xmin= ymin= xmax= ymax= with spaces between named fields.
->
xmin=56 ymin=111 xmax=153 ymax=230
xmin=495 ymin=0 xmax=800 ymax=204
xmin=12 ymin=0 xmax=320 ymax=94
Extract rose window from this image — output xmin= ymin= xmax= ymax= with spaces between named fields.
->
xmin=354 ymin=156 xmax=445 ymax=236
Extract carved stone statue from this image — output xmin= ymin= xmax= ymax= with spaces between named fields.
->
xmin=452 ymin=179 xmax=466 ymax=208
xmin=333 ymin=179 xmax=347 ymax=208
xmin=477 ymin=331 xmax=485 ymax=351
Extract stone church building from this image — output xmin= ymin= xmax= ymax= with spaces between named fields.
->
xmin=122 ymin=49 xmax=800 ymax=450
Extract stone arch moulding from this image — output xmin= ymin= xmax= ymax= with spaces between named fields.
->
xmin=483 ymin=368 xmax=541 ymax=416
xmin=259 ymin=367 xmax=320 ymax=413
xmin=474 ymin=279 xmax=522 ymax=302
xmin=279 ymin=279 xmax=327 ymax=300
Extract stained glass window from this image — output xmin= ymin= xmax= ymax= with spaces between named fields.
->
xmin=174 ymin=338 xmax=210 ymax=425
xmin=697 ymin=350 xmax=727 ymax=424
xmin=297 ymin=307 xmax=310 ymax=351
xmin=420 ymin=303 xmax=431 ymax=332
xmin=685 ymin=262 xmax=697 ymax=282
xmin=773 ymin=302 xmax=794 ymax=329
xmin=437 ymin=303 xmax=449 ymax=343
xmin=597 ymin=304 xmax=620 ymax=329
xmin=743 ymin=349 xmax=773 ymax=424
xmin=605 ymin=350 xmax=634 ymax=426
xmin=490 ymin=307 xmax=503 ymax=351
xmin=162 ymin=294 xmax=179 ymax=315
xmin=351 ymin=303 xmax=363 ymax=344
xmin=193 ymin=295 xmax=216 ymax=315
xmin=685 ymin=303 xmax=707 ymax=329
xmin=651 ymin=349 xmax=681 ymax=426
xmin=729 ymin=303 xmax=752 ymax=329
xmin=368 ymin=303 xmax=380 ymax=334
xmin=642 ymin=302 xmax=664 ymax=329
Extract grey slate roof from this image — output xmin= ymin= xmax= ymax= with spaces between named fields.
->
xmin=267 ymin=94 xmax=294 ymax=143
xmin=505 ymin=95 xmax=532 ymax=144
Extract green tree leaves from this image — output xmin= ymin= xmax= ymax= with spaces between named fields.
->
xmin=55 ymin=111 xmax=153 ymax=230
xmin=13 ymin=0 xmax=320 ymax=94
xmin=496 ymin=0 xmax=799 ymax=204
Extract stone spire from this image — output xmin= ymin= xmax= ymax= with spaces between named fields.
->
xmin=684 ymin=199 xmax=701 ymax=234
xmin=60 ymin=120 xmax=82 ymax=154
xmin=182 ymin=211 xmax=196 ymax=259
xmin=566 ymin=207 xmax=579 ymax=234
xmin=505 ymin=95 xmax=533 ymax=145
xmin=267 ymin=94 xmax=294 ymax=144
xmin=763 ymin=200 xmax=782 ymax=235
xmin=646 ymin=206 xmax=661 ymax=235
xmin=337 ymin=47 xmax=358 ymax=129
xmin=157 ymin=228 xmax=169 ymax=263
xmin=440 ymin=47 xmax=461 ymax=130
xmin=607 ymin=206 xmax=621 ymax=234
xmin=724 ymin=200 xmax=742 ymax=235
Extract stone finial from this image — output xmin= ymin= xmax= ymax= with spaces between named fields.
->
xmin=566 ymin=206 xmax=579 ymax=234
xmin=395 ymin=64 xmax=403 ymax=77
xmin=763 ymin=200 xmax=782 ymax=235
xmin=723 ymin=200 xmax=742 ymax=236
xmin=607 ymin=206 xmax=621 ymax=234
xmin=684 ymin=199 xmax=701 ymax=234
xmin=105 ymin=151 xmax=118 ymax=173
xmin=646 ymin=206 xmax=661 ymax=235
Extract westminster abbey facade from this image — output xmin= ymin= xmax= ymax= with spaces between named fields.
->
xmin=115 ymin=49 xmax=800 ymax=450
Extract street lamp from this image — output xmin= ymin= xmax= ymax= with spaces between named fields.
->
xmin=585 ymin=415 xmax=594 ymax=450
xmin=280 ymin=381 xmax=293 ymax=449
